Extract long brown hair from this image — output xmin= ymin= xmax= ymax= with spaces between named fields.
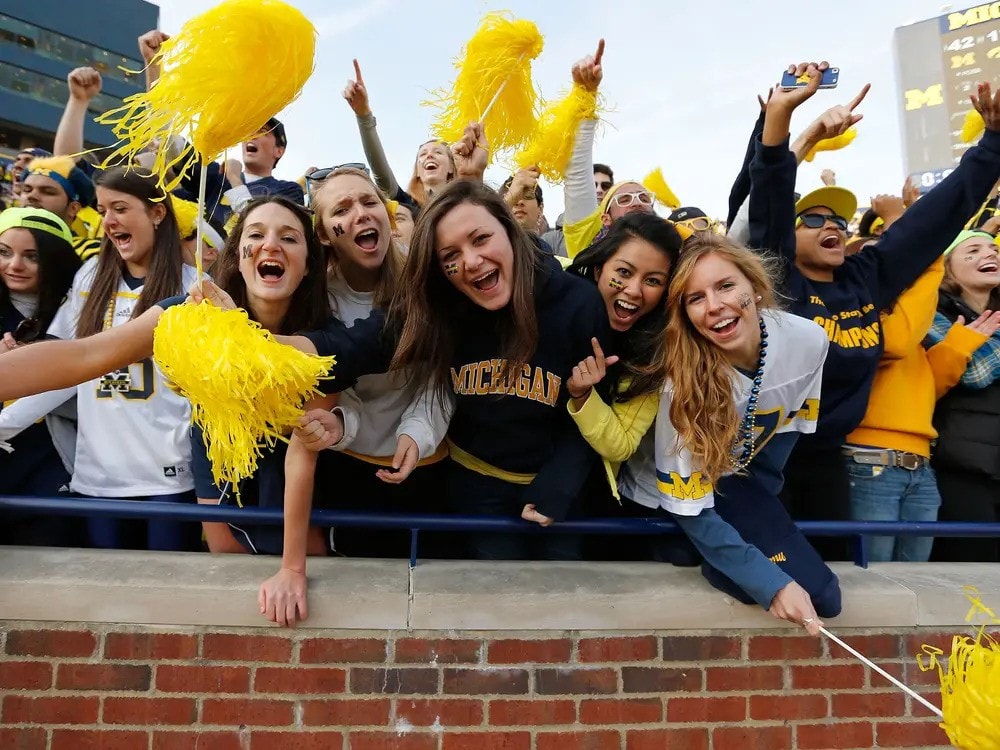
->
xmin=388 ymin=179 xmax=541 ymax=392
xmin=311 ymin=167 xmax=406 ymax=310
xmin=213 ymin=196 xmax=331 ymax=335
xmin=76 ymin=168 xmax=183 ymax=337
xmin=653 ymin=234 xmax=780 ymax=486
xmin=406 ymin=139 xmax=456 ymax=206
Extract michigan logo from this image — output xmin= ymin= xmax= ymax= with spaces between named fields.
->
xmin=656 ymin=471 xmax=712 ymax=502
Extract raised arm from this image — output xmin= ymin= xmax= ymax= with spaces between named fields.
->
xmin=54 ymin=68 xmax=102 ymax=156
xmin=343 ymin=59 xmax=400 ymax=197
xmin=562 ymin=40 xmax=605 ymax=226
xmin=137 ymin=30 xmax=169 ymax=91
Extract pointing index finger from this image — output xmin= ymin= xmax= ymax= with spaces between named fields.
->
xmin=848 ymin=83 xmax=871 ymax=111
xmin=353 ymin=58 xmax=363 ymax=83
xmin=594 ymin=39 xmax=605 ymax=66
xmin=591 ymin=336 xmax=605 ymax=362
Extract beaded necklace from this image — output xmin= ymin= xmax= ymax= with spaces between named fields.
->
xmin=731 ymin=315 xmax=768 ymax=472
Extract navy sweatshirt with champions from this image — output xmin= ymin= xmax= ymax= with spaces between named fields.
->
xmin=303 ymin=253 xmax=612 ymax=522
xmin=747 ymin=128 xmax=1000 ymax=447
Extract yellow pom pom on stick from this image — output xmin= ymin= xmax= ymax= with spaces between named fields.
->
xmin=153 ymin=302 xmax=335 ymax=489
xmin=962 ymin=108 xmax=987 ymax=144
xmin=918 ymin=587 xmax=1000 ymax=750
xmin=427 ymin=12 xmax=543 ymax=153
xmin=96 ymin=0 xmax=316 ymax=192
xmin=515 ymin=85 xmax=599 ymax=183
xmin=643 ymin=168 xmax=681 ymax=210
xmin=803 ymin=127 xmax=857 ymax=163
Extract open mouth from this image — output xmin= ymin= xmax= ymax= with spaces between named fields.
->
xmin=978 ymin=261 xmax=999 ymax=273
xmin=257 ymin=259 xmax=285 ymax=280
xmin=612 ymin=299 xmax=639 ymax=321
xmin=472 ymin=269 xmax=499 ymax=291
xmin=244 ymin=142 xmax=259 ymax=154
xmin=354 ymin=228 xmax=379 ymax=252
xmin=110 ymin=232 xmax=132 ymax=250
xmin=711 ymin=317 xmax=739 ymax=335
xmin=422 ymin=161 xmax=439 ymax=173
xmin=820 ymin=235 xmax=841 ymax=250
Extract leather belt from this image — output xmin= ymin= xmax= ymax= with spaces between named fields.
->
xmin=842 ymin=446 xmax=929 ymax=471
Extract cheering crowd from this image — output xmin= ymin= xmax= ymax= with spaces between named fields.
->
xmin=2 ymin=27 xmax=1000 ymax=629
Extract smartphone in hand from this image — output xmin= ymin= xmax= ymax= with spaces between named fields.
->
xmin=781 ymin=67 xmax=839 ymax=91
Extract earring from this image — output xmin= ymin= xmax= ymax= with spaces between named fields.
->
xmin=756 ymin=295 xmax=762 ymax=302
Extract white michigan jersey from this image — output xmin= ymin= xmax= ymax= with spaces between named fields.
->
xmin=654 ymin=309 xmax=828 ymax=516
xmin=45 ymin=259 xmax=198 ymax=496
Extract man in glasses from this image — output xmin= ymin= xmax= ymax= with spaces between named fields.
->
xmin=543 ymin=163 xmax=616 ymax=258
xmin=669 ymin=206 xmax=718 ymax=234
xmin=223 ymin=117 xmax=305 ymax=214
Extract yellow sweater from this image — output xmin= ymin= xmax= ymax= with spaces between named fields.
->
xmin=567 ymin=386 xmax=657 ymax=499
xmin=847 ymin=257 xmax=987 ymax=456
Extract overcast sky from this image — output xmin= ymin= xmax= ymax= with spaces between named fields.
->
xmin=150 ymin=0 xmax=966 ymax=219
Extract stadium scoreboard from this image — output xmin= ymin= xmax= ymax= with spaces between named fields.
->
xmin=895 ymin=3 xmax=1000 ymax=190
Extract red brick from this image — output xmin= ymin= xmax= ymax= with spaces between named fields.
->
xmin=668 ymin=695 xmax=747 ymax=723
xmin=905 ymin=661 xmax=946 ymax=687
xmin=749 ymin=694 xmax=827 ymax=720
xmin=105 ymin=632 xmax=197 ymax=660
xmin=578 ymin=636 xmax=658 ymax=663
xmin=6 ymin=629 xmax=96 ymax=657
xmin=875 ymin=720 xmax=950 ymax=747
xmin=254 ymin=666 xmax=346 ymax=694
xmin=536 ymin=731 xmax=620 ymax=750
xmin=828 ymin=634 xmax=902 ymax=660
xmin=50 ymin=730 xmax=147 ymax=750
xmin=748 ymin=635 xmax=824 ymax=660
xmin=580 ymin=698 xmax=662 ymax=724
xmin=103 ymin=697 xmax=196 ymax=725
xmin=301 ymin=638 xmax=386 ymax=664
xmin=623 ymin=666 xmax=702 ymax=693
xmin=346 ymin=734 xmax=434 ymax=750
xmin=442 ymin=668 xmax=529 ymax=695
xmin=832 ymin=691 xmax=905 ymax=718
xmin=661 ymin=635 xmax=740 ymax=661
xmin=536 ymin=667 xmax=617 ymax=695
xmin=905 ymin=632 xmax=954 ymax=659
xmin=302 ymin=698 xmax=390 ymax=726
xmin=396 ymin=698 xmax=483 ymax=726
xmin=0 ymin=727 xmax=46 ymax=750
xmin=153 ymin=732 xmax=245 ymax=750
xmin=254 ymin=733 xmax=346 ymax=750
xmin=0 ymin=661 xmax=52 ymax=690
xmin=349 ymin=667 xmax=438 ymax=694
xmin=56 ymin=663 xmax=150 ymax=691
xmin=627 ymin=729 xmax=709 ymax=750
xmin=156 ymin=665 xmax=250 ymax=693
xmin=442 ymin=734 xmax=530 ymax=750
xmin=489 ymin=699 xmax=575 ymax=726
xmin=394 ymin=638 xmax=481 ymax=664
xmin=202 ymin=698 xmax=294 ymax=726
xmin=487 ymin=639 xmax=571 ymax=664
xmin=713 ymin=725 xmax=793 ymax=750
xmin=790 ymin=664 xmax=865 ymax=690
xmin=797 ymin=722 xmax=874 ymax=749
xmin=202 ymin=634 xmax=292 ymax=663
xmin=3 ymin=695 xmax=99 ymax=724
xmin=706 ymin=665 xmax=783 ymax=691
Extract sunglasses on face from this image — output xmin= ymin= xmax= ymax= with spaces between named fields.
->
xmin=798 ymin=213 xmax=848 ymax=231
xmin=677 ymin=216 xmax=715 ymax=232
xmin=595 ymin=180 xmax=613 ymax=191
xmin=306 ymin=163 xmax=370 ymax=181
xmin=612 ymin=191 xmax=654 ymax=208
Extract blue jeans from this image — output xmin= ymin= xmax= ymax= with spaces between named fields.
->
xmin=845 ymin=458 xmax=941 ymax=562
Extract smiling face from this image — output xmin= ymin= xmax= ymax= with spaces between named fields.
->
xmin=315 ymin=173 xmax=392 ymax=281
xmin=242 ymin=129 xmax=284 ymax=175
xmin=236 ymin=202 xmax=309 ymax=307
xmin=604 ymin=182 xmax=655 ymax=224
xmin=435 ymin=201 xmax=514 ymax=311
xmin=96 ymin=186 xmax=165 ymax=272
xmin=0 ymin=227 xmax=40 ymax=294
xmin=682 ymin=251 xmax=762 ymax=369
xmin=595 ymin=237 xmax=671 ymax=332
xmin=415 ymin=141 xmax=453 ymax=188
xmin=794 ymin=204 xmax=847 ymax=280
xmin=948 ymin=236 xmax=1000 ymax=295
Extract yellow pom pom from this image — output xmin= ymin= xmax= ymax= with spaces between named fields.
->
xmin=963 ymin=109 xmax=987 ymax=144
xmin=169 ymin=195 xmax=199 ymax=238
xmin=96 ymin=0 xmax=316 ymax=191
xmin=803 ymin=128 xmax=857 ymax=163
xmin=427 ymin=12 xmax=543 ymax=153
xmin=918 ymin=587 xmax=1000 ymax=749
xmin=152 ymin=302 xmax=334 ymax=488
xmin=642 ymin=168 xmax=681 ymax=210
xmin=515 ymin=84 xmax=599 ymax=183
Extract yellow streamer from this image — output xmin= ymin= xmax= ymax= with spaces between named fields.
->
xmin=962 ymin=109 xmax=986 ymax=145
xmin=515 ymin=84 xmax=599 ymax=183
xmin=803 ymin=127 xmax=857 ymax=163
xmin=642 ymin=167 xmax=681 ymax=210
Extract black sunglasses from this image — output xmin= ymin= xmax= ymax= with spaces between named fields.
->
xmin=798 ymin=213 xmax=848 ymax=231
xmin=595 ymin=180 xmax=613 ymax=191
xmin=13 ymin=317 xmax=41 ymax=342
xmin=306 ymin=163 xmax=370 ymax=181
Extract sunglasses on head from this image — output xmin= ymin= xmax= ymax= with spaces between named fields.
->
xmin=306 ymin=163 xmax=370 ymax=181
xmin=797 ymin=213 xmax=848 ymax=231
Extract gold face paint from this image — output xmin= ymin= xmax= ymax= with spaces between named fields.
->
xmin=608 ymin=277 xmax=625 ymax=291
xmin=241 ymin=244 xmax=253 ymax=259
xmin=445 ymin=262 xmax=459 ymax=277
xmin=738 ymin=292 xmax=752 ymax=309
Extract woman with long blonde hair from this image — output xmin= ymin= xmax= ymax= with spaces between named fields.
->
xmin=655 ymin=234 xmax=840 ymax=625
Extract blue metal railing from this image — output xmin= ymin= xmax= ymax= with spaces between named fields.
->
xmin=3 ymin=495 xmax=1000 ymax=569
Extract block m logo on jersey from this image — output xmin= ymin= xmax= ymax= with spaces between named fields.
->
xmin=656 ymin=471 xmax=712 ymax=502
xmin=98 ymin=369 xmax=132 ymax=393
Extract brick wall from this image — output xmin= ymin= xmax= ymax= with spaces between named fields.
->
xmin=0 ymin=623 xmax=953 ymax=749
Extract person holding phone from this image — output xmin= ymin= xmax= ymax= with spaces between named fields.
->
xmin=747 ymin=61 xmax=1000 ymax=556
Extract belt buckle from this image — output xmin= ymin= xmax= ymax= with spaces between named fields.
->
xmin=896 ymin=452 xmax=921 ymax=471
